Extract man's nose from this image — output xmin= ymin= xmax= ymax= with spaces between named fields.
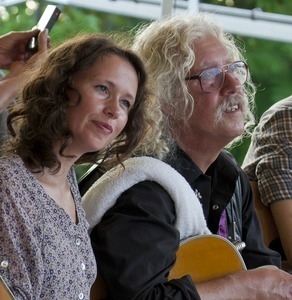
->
xmin=222 ymin=72 xmax=242 ymax=94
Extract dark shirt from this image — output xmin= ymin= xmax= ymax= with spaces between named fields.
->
xmin=84 ymin=148 xmax=281 ymax=300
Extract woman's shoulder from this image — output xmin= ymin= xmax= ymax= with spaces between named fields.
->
xmin=0 ymin=154 xmax=25 ymax=176
xmin=0 ymin=153 xmax=23 ymax=164
xmin=0 ymin=155 xmax=42 ymax=216
xmin=0 ymin=155 xmax=39 ymax=202
xmin=0 ymin=154 xmax=31 ymax=178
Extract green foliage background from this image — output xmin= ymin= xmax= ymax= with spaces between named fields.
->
xmin=1 ymin=0 xmax=291 ymax=176
xmin=202 ymin=0 xmax=292 ymax=163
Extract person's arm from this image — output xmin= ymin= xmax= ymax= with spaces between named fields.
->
xmin=0 ymin=29 xmax=49 ymax=112
xmin=270 ymin=200 xmax=292 ymax=268
xmin=239 ymin=172 xmax=281 ymax=268
xmin=251 ymin=104 xmax=292 ymax=266
xmin=91 ymin=180 xmax=200 ymax=300
xmin=0 ymin=165 xmax=44 ymax=299
xmin=196 ymin=265 xmax=292 ymax=300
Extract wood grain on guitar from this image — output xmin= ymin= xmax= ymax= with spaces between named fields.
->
xmin=0 ymin=275 xmax=15 ymax=300
xmin=169 ymin=234 xmax=246 ymax=282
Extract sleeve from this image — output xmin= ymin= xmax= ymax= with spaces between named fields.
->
xmin=238 ymin=171 xmax=281 ymax=269
xmin=0 ymin=173 xmax=44 ymax=299
xmin=90 ymin=180 xmax=201 ymax=300
xmin=251 ymin=107 xmax=292 ymax=205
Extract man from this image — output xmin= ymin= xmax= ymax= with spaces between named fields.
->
xmin=82 ymin=13 xmax=292 ymax=299
xmin=243 ymin=95 xmax=292 ymax=268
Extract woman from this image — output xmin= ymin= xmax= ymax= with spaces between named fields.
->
xmin=0 ymin=33 xmax=153 ymax=299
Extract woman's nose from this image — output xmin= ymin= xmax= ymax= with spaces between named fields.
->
xmin=104 ymin=99 xmax=120 ymax=119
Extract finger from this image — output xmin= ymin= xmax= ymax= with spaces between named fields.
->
xmin=36 ymin=29 xmax=49 ymax=52
xmin=257 ymin=265 xmax=278 ymax=270
xmin=7 ymin=29 xmax=40 ymax=41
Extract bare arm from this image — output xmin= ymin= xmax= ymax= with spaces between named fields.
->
xmin=197 ymin=265 xmax=292 ymax=300
xmin=243 ymin=101 xmax=292 ymax=269
xmin=270 ymin=200 xmax=292 ymax=267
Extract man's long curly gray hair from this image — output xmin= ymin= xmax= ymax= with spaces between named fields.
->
xmin=133 ymin=12 xmax=256 ymax=158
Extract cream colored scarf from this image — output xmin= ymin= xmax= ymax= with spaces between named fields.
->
xmin=82 ymin=156 xmax=210 ymax=240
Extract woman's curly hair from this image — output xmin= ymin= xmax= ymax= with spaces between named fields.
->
xmin=3 ymin=33 xmax=157 ymax=173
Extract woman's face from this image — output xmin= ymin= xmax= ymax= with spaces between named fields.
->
xmin=66 ymin=54 xmax=138 ymax=157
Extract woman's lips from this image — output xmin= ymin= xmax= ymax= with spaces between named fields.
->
xmin=93 ymin=121 xmax=113 ymax=134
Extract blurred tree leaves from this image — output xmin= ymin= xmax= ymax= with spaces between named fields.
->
xmin=1 ymin=0 xmax=291 ymax=167
xmin=203 ymin=0 xmax=292 ymax=163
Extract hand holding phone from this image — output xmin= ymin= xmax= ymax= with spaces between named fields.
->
xmin=27 ymin=5 xmax=61 ymax=51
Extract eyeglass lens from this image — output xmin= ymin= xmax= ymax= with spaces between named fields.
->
xmin=200 ymin=61 xmax=247 ymax=92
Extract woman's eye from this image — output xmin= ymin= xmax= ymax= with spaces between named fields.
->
xmin=97 ymin=85 xmax=109 ymax=95
xmin=121 ymin=99 xmax=131 ymax=109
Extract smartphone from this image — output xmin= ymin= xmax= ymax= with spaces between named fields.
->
xmin=27 ymin=5 xmax=62 ymax=51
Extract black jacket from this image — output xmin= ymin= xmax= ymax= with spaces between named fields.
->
xmin=84 ymin=149 xmax=281 ymax=300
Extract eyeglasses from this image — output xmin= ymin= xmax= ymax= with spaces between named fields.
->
xmin=185 ymin=61 xmax=248 ymax=93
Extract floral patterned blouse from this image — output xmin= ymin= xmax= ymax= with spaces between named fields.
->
xmin=0 ymin=155 xmax=97 ymax=299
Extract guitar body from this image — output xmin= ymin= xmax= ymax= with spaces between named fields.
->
xmin=91 ymin=235 xmax=246 ymax=299
xmin=0 ymin=276 xmax=15 ymax=300
xmin=169 ymin=235 xmax=246 ymax=283
xmin=90 ymin=273 xmax=107 ymax=300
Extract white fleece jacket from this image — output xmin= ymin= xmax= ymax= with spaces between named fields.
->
xmin=82 ymin=156 xmax=211 ymax=240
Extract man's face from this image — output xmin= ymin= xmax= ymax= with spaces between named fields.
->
xmin=184 ymin=34 xmax=247 ymax=148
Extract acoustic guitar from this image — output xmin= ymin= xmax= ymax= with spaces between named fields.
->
xmin=0 ymin=275 xmax=15 ymax=300
xmin=169 ymin=234 xmax=246 ymax=282
xmin=90 ymin=235 xmax=246 ymax=299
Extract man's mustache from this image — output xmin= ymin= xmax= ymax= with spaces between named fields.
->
xmin=215 ymin=94 xmax=248 ymax=124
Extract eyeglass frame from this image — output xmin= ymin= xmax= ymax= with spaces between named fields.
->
xmin=185 ymin=60 xmax=249 ymax=93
